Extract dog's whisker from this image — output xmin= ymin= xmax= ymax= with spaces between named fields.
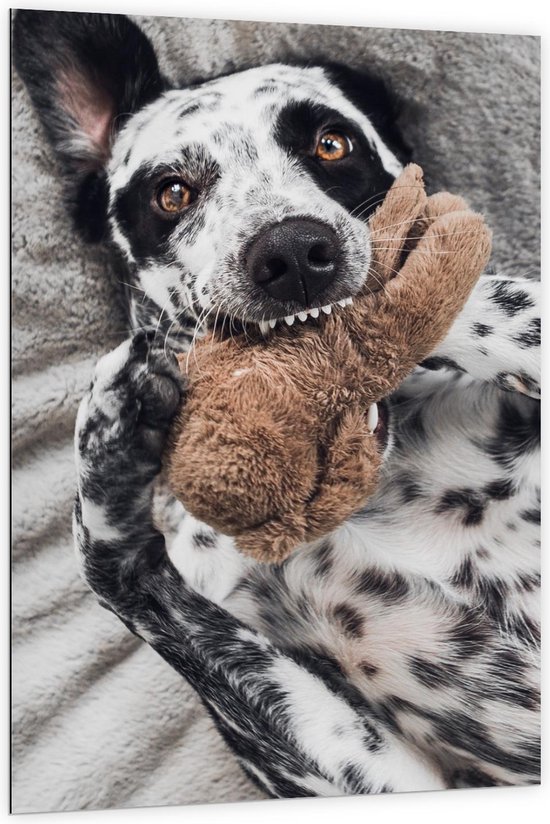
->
xmin=371 ymin=227 xmax=486 ymax=245
xmin=209 ymin=304 xmax=224 ymax=349
xmin=118 ymin=279 xmax=146 ymax=294
xmin=185 ymin=304 xmax=214 ymax=376
xmin=365 ymin=266 xmax=390 ymax=292
xmin=351 ymin=183 xmax=438 ymax=220
xmin=369 ymin=214 xmax=439 ymax=235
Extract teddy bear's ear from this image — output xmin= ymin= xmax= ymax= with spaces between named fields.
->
xmin=320 ymin=61 xmax=413 ymax=167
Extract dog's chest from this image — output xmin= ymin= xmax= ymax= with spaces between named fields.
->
xmin=226 ymin=373 xmax=539 ymax=645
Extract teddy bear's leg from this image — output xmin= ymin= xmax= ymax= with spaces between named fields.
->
xmin=301 ymin=409 xmax=382 ymax=542
xmin=422 ymin=275 xmax=540 ymax=400
xmin=73 ymin=333 xmax=445 ymax=797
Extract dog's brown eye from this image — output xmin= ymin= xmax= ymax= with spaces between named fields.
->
xmin=315 ymin=131 xmax=352 ymax=161
xmin=157 ymin=180 xmax=194 ymax=213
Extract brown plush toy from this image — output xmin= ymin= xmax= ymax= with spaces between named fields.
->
xmin=164 ymin=164 xmax=491 ymax=563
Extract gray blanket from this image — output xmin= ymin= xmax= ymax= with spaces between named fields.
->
xmin=11 ymin=12 xmax=540 ymax=813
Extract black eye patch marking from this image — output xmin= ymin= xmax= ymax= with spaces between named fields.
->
xmin=113 ymin=149 xmax=220 ymax=264
xmin=274 ymin=100 xmax=395 ymax=217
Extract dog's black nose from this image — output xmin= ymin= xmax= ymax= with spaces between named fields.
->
xmin=246 ymin=219 xmax=339 ymax=306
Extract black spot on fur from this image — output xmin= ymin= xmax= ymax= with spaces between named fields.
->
xmin=166 ymin=287 xmax=183 ymax=314
xmin=355 ymin=567 xmax=409 ymax=602
xmin=436 ymin=488 xmax=486 ymax=526
xmin=421 ymin=356 xmax=465 ymax=372
xmin=410 ymin=656 xmax=457 ymax=688
xmin=479 ymin=395 xmax=540 ymax=469
xmin=451 ymin=766 xmax=498 ymax=788
xmin=514 ymin=318 xmax=540 ymax=348
xmin=254 ymin=83 xmax=280 ymax=95
xmin=193 ymin=530 xmax=217 ymax=549
xmin=516 ymin=571 xmax=540 ymax=592
xmin=433 ymin=710 xmax=539 ymax=776
xmin=312 ymin=540 xmax=334 ymax=578
xmin=472 ymin=322 xmax=494 ymax=337
xmin=451 ymin=557 xmax=476 ymax=588
xmin=397 ymin=472 xmax=424 ymax=503
xmin=477 ymin=577 xmax=509 ymax=624
xmin=359 ymin=661 xmax=379 ymax=677
xmin=490 ymin=281 xmax=535 ymax=316
xmin=520 ymin=508 xmax=540 ymax=524
xmin=449 ymin=606 xmax=491 ymax=656
xmin=374 ymin=699 xmax=401 ymax=734
xmin=177 ymin=102 xmax=202 ymax=119
xmin=491 ymin=648 xmax=528 ymax=677
xmin=342 ymin=763 xmax=369 ymax=793
xmin=333 ymin=603 xmax=364 ymax=638
xmin=484 ymin=478 xmax=515 ymax=500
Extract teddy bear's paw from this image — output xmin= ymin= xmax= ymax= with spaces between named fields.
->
xmin=76 ymin=332 xmax=185 ymax=482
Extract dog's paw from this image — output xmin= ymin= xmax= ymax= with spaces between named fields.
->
xmin=76 ymin=332 xmax=185 ymax=479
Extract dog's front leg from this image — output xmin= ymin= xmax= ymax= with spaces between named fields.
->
xmin=73 ymin=333 xmax=444 ymax=798
xmin=73 ymin=332 xmax=185 ymax=609
xmin=422 ymin=275 xmax=540 ymax=399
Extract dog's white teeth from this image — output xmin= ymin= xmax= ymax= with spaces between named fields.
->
xmin=367 ymin=403 xmax=379 ymax=434
xmin=267 ymin=299 xmax=353 ymax=332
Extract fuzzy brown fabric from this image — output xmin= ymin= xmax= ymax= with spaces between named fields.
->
xmin=165 ymin=165 xmax=491 ymax=562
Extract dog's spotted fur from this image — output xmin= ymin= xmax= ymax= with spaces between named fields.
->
xmin=15 ymin=11 xmax=540 ymax=798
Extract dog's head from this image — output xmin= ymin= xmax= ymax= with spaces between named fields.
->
xmin=14 ymin=11 xmax=409 ymax=341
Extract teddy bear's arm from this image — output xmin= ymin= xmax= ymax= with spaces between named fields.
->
xmin=422 ymin=275 xmax=540 ymax=400
xmin=367 ymin=204 xmax=492 ymax=372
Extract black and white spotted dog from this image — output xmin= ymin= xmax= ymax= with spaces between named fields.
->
xmin=14 ymin=11 xmax=540 ymax=797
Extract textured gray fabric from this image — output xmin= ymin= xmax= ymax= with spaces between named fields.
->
xmin=11 ymin=12 xmax=540 ymax=814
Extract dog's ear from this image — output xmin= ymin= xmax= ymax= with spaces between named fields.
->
xmin=13 ymin=10 xmax=165 ymax=241
xmin=320 ymin=61 xmax=413 ymax=167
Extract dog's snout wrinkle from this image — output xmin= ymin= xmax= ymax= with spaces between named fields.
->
xmin=246 ymin=219 xmax=339 ymax=306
